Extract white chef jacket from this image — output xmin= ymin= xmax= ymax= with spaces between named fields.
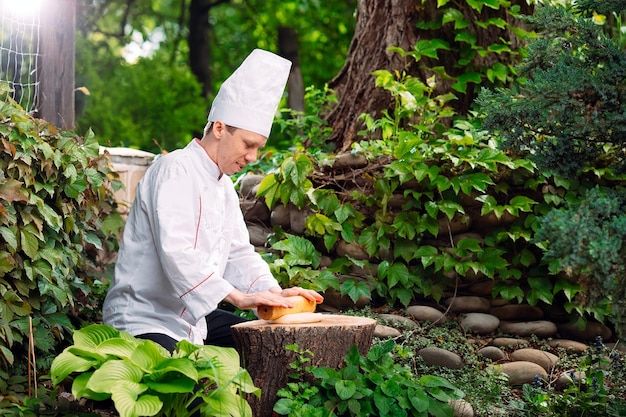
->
xmin=103 ymin=139 xmax=279 ymax=344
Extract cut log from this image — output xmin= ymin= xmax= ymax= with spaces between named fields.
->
xmin=231 ymin=314 xmax=377 ymax=417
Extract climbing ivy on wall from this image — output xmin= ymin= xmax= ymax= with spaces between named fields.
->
xmin=0 ymin=83 xmax=124 ymax=388
xmin=256 ymin=59 xmax=624 ymax=333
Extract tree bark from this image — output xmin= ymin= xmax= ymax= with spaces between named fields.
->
xmin=325 ymin=0 xmax=533 ymax=151
xmin=278 ymin=26 xmax=305 ymax=113
xmin=39 ymin=0 xmax=76 ymax=128
xmin=232 ymin=315 xmax=377 ymax=417
xmin=188 ymin=0 xmax=212 ymax=98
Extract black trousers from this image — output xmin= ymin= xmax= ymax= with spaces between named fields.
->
xmin=136 ymin=308 xmax=248 ymax=353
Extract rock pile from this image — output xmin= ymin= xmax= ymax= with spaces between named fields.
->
xmin=356 ymin=296 xmax=617 ymax=417
xmin=235 ymin=169 xmax=620 ymax=417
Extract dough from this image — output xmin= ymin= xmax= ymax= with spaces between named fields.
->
xmin=270 ymin=312 xmax=324 ymax=324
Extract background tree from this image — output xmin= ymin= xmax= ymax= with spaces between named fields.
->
xmin=324 ymin=0 xmax=533 ymax=151
xmin=74 ymin=0 xmax=356 ymax=153
xmin=479 ymin=3 xmax=626 ymax=177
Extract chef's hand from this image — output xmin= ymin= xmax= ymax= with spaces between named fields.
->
xmin=224 ymin=287 xmax=323 ymax=310
xmin=270 ymin=286 xmax=324 ymax=303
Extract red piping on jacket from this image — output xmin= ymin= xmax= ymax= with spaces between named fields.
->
xmin=179 ymin=272 xmax=214 ymax=298
xmin=194 ymin=196 xmax=202 ymax=249
xmin=247 ymin=274 xmax=270 ymax=293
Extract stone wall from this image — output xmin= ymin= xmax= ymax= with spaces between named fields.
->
xmin=104 ymin=148 xmax=615 ymax=347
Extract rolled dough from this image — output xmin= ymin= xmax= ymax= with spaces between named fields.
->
xmin=270 ymin=312 xmax=324 ymax=324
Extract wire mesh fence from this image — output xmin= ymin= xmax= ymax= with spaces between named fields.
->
xmin=0 ymin=1 xmax=41 ymax=114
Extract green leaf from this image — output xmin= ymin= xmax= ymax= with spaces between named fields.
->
xmin=392 ymin=287 xmax=414 ymax=307
xmin=83 ymin=232 xmax=103 ymax=250
xmin=442 ymin=8 xmax=468 ymax=29
xmin=393 ymin=239 xmax=419 ymax=263
xmin=487 ymin=43 xmax=512 ymax=54
xmin=553 ymin=278 xmax=581 ymax=302
xmin=335 ymin=379 xmax=357 ymax=400
xmin=72 ymin=372 xmax=112 ymax=401
xmin=64 ymin=177 xmax=88 ymax=199
xmin=87 ymin=360 xmax=145 ymax=394
xmin=454 ymin=31 xmax=477 ymax=46
xmin=94 ymin=338 xmax=144 ymax=361
xmin=0 ymin=345 xmax=14 ymax=365
xmin=425 ymin=386 xmax=452 ymax=403
xmin=493 ymin=282 xmax=525 ymax=303
xmin=110 ymin=382 xmax=162 ymax=417
xmin=381 ymin=378 xmax=401 ymax=397
xmin=82 ymin=129 xmax=101 ymax=157
xmin=271 ymin=234 xmax=319 ymax=267
xmin=50 ymin=350 xmax=98 ymax=385
xmin=415 ymin=245 xmax=438 ymax=268
xmin=508 ymin=195 xmax=537 ymax=214
xmin=358 ymin=226 xmax=379 ymax=257
xmin=518 ymin=249 xmax=536 ymax=267
xmin=19 ymin=228 xmax=39 ymax=259
xmin=0 ymin=226 xmax=18 ymax=252
xmin=413 ymin=39 xmax=450 ymax=60
xmin=409 ymin=388 xmax=430 ymax=412
xmin=150 ymin=358 xmax=198 ymax=383
xmin=340 ymin=279 xmax=371 ymax=303
xmin=145 ymin=376 xmax=195 ymax=394
xmin=388 ymin=263 xmax=410 ymax=289
xmin=256 ymin=174 xmax=279 ymax=208
xmin=526 ymin=277 xmax=554 ymax=305
xmin=39 ymin=204 xmax=63 ymax=231
xmin=72 ymin=324 xmax=121 ymax=350
xmin=455 ymin=238 xmax=482 ymax=253
xmin=486 ymin=62 xmax=510 ymax=83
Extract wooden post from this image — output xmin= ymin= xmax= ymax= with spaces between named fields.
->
xmin=38 ymin=0 xmax=75 ymax=129
xmin=232 ymin=314 xmax=377 ymax=417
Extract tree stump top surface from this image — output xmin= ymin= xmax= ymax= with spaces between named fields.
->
xmin=232 ymin=313 xmax=376 ymax=329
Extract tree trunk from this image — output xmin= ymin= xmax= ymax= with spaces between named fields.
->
xmin=189 ymin=0 xmax=212 ymax=98
xmin=325 ymin=0 xmax=533 ymax=151
xmin=38 ymin=0 xmax=76 ymax=128
xmin=232 ymin=315 xmax=377 ymax=417
xmin=278 ymin=26 xmax=304 ymax=112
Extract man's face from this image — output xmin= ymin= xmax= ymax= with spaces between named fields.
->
xmin=216 ymin=126 xmax=267 ymax=175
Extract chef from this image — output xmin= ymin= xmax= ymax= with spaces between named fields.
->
xmin=103 ymin=49 xmax=323 ymax=353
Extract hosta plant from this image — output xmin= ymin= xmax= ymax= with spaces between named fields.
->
xmin=50 ymin=324 xmax=259 ymax=417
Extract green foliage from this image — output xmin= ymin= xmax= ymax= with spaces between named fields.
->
xmin=275 ymin=84 xmax=338 ymax=151
xmin=478 ymin=3 xmax=626 ymax=177
xmin=257 ymin=153 xmax=314 ymax=209
xmin=51 ymin=324 xmax=259 ymax=417
xmin=513 ymin=337 xmax=626 ymax=416
xmin=535 ymin=186 xmax=626 ymax=337
xmin=75 ymin=40 xmax=209 ymax=154
xmin=76 ymin=0 xmax=355 ymax=153
xmin=407 ymin=0 xmax=534 ymax=96
xmin=274 ymin=340 xmax=464 ymax=417
xmin=255 ymin=45 xmax=626 ymax=331
xmin=0 ymin=83 xmax=124 ymax=374
xmin=207 ymin=0 xmax=355 ymax=101
xmin=263 ymin=232 xmax=339 ymax=293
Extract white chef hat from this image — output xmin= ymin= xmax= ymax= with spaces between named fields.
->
xmin=207 ymin=49 xmax=292 ymax=138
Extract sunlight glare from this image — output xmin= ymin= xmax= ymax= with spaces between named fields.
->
xmin=2 ymin=0 xmax=44 ymax=17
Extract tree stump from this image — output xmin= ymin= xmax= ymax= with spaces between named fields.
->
xmin=231 ymin=314 xmax=377 ymax=417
